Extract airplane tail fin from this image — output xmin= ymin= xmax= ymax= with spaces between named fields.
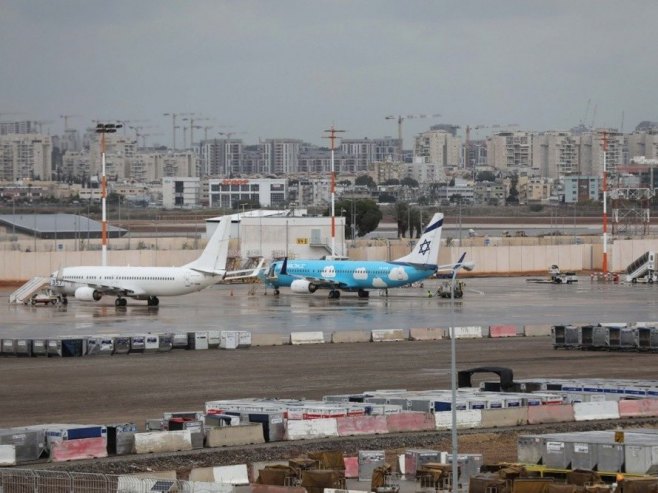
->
xmin=394 ymin=212 xmax=444 ymax=265
xmin=184 ymin=218 xmax=231 ymax=275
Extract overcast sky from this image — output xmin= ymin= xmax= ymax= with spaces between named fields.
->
xmin=1 ymin=0 xmax=656 ymax=147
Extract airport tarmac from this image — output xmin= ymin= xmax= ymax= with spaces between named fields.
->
xmin=1 ymin=275 xmax=658 ymax=339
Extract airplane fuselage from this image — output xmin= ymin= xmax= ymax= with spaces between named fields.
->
xmin=266 ymin=260 xmax=436 ymax=292
xmin=52 ymin=266 xmax=219 ymax=299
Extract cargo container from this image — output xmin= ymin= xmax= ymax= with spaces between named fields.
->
xmin=358 ymin=450 xmax=386 ymax=481
xmin=405 ymin=449 xmax=441 ymax=478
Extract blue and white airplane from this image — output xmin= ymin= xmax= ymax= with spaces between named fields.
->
xmin=261 ymin=212 xmax=473 ymax=298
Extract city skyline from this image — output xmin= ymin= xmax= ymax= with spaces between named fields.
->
xmin=1 ymin=1 xmax=657 ymax=147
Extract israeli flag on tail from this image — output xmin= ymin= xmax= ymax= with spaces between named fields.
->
xmin=394 ymin=213 xmax=444 ymax=266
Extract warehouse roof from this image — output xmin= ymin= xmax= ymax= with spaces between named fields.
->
xmin=0 ymin=213 xmax=127 ymax=239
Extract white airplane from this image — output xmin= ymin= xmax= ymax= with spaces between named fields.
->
xmin=50 ymin=218 xmax=260 ymax=307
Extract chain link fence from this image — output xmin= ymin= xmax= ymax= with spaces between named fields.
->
xmin=0 ymin=468 xmax=233 ymax=493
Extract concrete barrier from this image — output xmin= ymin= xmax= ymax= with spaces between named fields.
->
xmin=448 ymin=326 xmax=483 ymax=339
xmin=251 ymin=333 xmax=289 ymax=346
xmin=190 ymin=464 xmax=249 ymax=485
xmin=188 ymin=482 xmax=234 ymax=493
xmin=488 ymin=325 xmax=518 ymax=338
xmin=573 ymin=401 xmax=620 ymax=421
xmin=0 ymin=444 xmax=16 ymax=466
xmin=290 ymin=332 xmax=325 ymax=345
xmin=205 ymin=424 xmax=265 ymax=447
xmin=435 ymin=410 xmax=482 ymax=430
xmin=49 ymin=437 xmax=108 ymax=462
xmin=523 ymin=324 xmax=552 ymax=337
xmin=344 ymin=456 xmax=358 ymax=478
xmin=331 ymin=330 xmax=371 ymax=343
xmin=285 ymin=418 xmax=338 ymax=440
xmin=409 ymin=328 xmax=446 ymax=341
xmin=371 ymin=329 xmax=407 ymax=342
xmin=325 ymin=489 xmax=370 ymax=493
xmin=527 ymin=404 xmax=575 ymax=424
xmin=133 ymin=430 xmax=192 ymax=454
xmin=336 ymin=415 xmax=388 ymax=436
xmin=479 ymin=408 xmax=529 ymax=428
xmin=385 ymin=412 xmax=435 ymax=432
xmin=618 ymin=399 xmax=658 ymax=418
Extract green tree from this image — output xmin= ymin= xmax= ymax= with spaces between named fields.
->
xmin=506 ymin=175 xmax=519 ymax=204
xmin=400 ymin=176 xmax=419 ymax=188
xmin=476 ymin=171 xmax=496 ymax=182
xmin=355 ymin=174 xmax=377 ymax=189
xmin=325 ymin=198 xmax=382 ymax=238
xmin=394 ymin=203 xmax=423 ymax=237
xmin=378 ymin=192 xmax=397 ymax=203
xmin=382 ymin=178 xmax=400 ymax=186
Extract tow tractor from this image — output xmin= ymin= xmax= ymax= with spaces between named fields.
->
xmin=527 ymin=265 xmax=578 ymax=284
xmin=436 ymin=280 xmax=465 ymax=298
xmin=26 ymin=289 xmax=63 ymax=306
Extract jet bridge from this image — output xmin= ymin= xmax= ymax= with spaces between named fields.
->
xmin=625 ymin=251 xmax=656 ymax=283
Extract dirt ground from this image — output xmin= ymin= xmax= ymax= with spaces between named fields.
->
xmin=3 ymin=336 xmax=658 ymax=474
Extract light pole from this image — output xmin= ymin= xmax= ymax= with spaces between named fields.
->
xmin=323 ymin=126 xmax=346 ymax=258
xmin=96 ymin=122 xmax=122 ymax=266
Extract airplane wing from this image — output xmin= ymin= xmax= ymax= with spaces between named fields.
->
xmin=436 ymin=252 xmax=475 ymax=272
xmin=83 ymin=282 xmax=147 ymax=298
xmin=221 ymin=259 xmax=266 ymax=282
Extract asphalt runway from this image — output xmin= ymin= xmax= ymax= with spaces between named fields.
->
xmin=1 ymin=276 xmax=658 ymax=339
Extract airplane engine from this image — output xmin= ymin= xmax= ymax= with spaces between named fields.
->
xmin=290 ymin=279 xmax=318 ymax=294
xmin=74 ymin=286 xmax=102 ymax=301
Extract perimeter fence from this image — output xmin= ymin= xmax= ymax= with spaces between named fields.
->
xmin=0 ymin=468 xmax=226 ymax=493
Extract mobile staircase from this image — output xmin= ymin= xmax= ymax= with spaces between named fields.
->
xmin=8 ymin=276 xmax=51 ymax=304
xmin=625 ymin=251 xmax=657 ymax=283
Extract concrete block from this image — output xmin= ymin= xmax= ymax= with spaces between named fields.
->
xmin=479 ymin=408 xmax=528 ymax=428
xmin=447 ymin=326 xmax=483 ymax=339
xmin=133 ymin=430 xmax=192 ymax=454
xmin=488 ymin=325 xmax=518 ymax=338
xmin=619 ymin=399 xmax=658 ymax=418
xmin=435 ymin=409 xmax=482 ymax=429
xmin=336 ymin=415 xmax=388 ymax=436
xmin=527 ymin=405 xmax=574 ymax=424
xmin=0 ymin=444 xmax=16 ymax=466
xmin=285 ymin=418 xmax=338 ymax=440
xmin=385 ymin=412 xmax=435 ymax=432
xmin=331 ymin=330 xmax=370 ymax=343
xmin=205 ymin=424 xmax=265 ymax=447
xmin=371 ymin=329 xmax=407 ymax=342
xmin=290 ymin=331 xmax=325 ymax=345
xmin=573 ymin=401 xmax=620 ymax=421
xmin=523 ymin=324 xmax=552 ymax=337
xmin=251 ymin=333 xmax=289 ymax=346
xmin=49 ymin=437 xmax=108 ymax=462
xmin=409 ymin=327 xmax=446 ymax=341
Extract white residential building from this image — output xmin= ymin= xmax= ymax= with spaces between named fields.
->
xmin=0 ymin=134 xmax=52 ymax=181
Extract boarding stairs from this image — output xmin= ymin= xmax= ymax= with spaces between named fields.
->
xmin=8 ymin=276 xmax=50 ymax=304
xmin=625 ymin=251 xmax=656 ymax=283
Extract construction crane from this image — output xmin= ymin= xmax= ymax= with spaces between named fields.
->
xmin=182 ymin=116 xmax=211 ymax=146
xmin=385 ymin=113 xmax=441 ymax=161
xmin=59 ymin=114 xmax=82 ymax=131
xmin=139 ymin=132 xmax=164 ymax=148
xmin=34 ymin=120 xmax=54 ymax=134
xmin=464 ymin=123 xmax=519 ymax=174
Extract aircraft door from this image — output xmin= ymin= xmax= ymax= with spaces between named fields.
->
xmin=184 ymin=271 xmax=192 ymax=287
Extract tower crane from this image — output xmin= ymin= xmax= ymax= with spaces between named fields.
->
xmin=34 ymin=120 xmax=54 ymax=134
xmin=385 ymin=113 xmax=441 ymax=161
xmin=59 ymin=114 xmax=82 ymax=131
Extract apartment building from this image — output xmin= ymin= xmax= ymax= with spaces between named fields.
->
xmin=563 ymin=176 xmax=600 ymax=204
xmin=487 ymin=131 xmax=534 ymax=171
xmin=207 ymin=177 xmax=287 ymax=208
xmin=413 ymin=129 xmax=461 ymax=169
xmin=0 ymin=134 xmax=52 ymax=181
xmin=162 ymin=177 xmax=201 ymax=208
xmin=532 ymin=131 xmax=578 ymax=179
xmin=627 ymin=130 xmax=658 ymax=160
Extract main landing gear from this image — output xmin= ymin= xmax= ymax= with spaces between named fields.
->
xmin=147 ymin=296 xmax=160 ymax=307
xmin=115 ymin=297 xmax=127 ymax=307
xmin=328 ymin=289 xmax=341 ymax=299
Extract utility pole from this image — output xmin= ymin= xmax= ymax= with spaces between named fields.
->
xmin=323 ymin=125 xmax=346 ymax=258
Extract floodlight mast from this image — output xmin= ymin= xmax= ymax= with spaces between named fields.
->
xmin=323 ymin=126 xmax=346 ymax=258
xmin=95 ymin=122 xmax=122 ymax=266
